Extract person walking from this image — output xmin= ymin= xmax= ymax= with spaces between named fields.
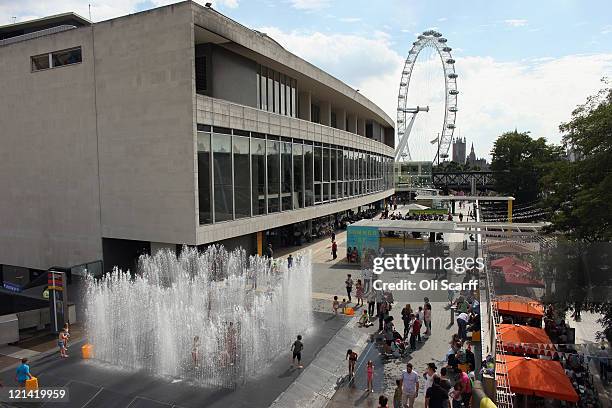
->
xmin=401 ymin=304 xmax=413 ymax=339
xmin=367 ymin=290 xmax=376 ymax=318
xmin=393 ymin=379 xmax=403 ymax=408
xmin=291 ymin=334 xmax=304 ymax=369
xmin=409 ymin=315 xmax=421 ymax=351
xmin=400 ymin=362 xmax=419 ymax=408
xmin=15 ymin=358 xmax=33 ymax=388
xmin=363 ymin=267 xmax=373 ymax=293
xmin=355 ymin=279 xmax=364 ymax=307
xmin=423 ymin=363 xmax=437 ymax=395
xmin=331 ymin=231 xmax=336 ymax=242
xmin=345 ymin=274 xmax=354 ymax=303
xmin=457 ymin=366 xmax=472 ymax=408
xmin=346 ymin=349 xmax=358 ymax=379
xmin=424 ymin=302 xmax=432 ymax=336
xmin=366 ymin=360 xmax=375 ymax=392
xmin=287 ymin=254 xmax=293 ymax=269
xmin=379 ymin=395 xmax=390 ymax=408
xmin=417 ymin=307 xmax=424 ymax=342
xmin=598 ymin=345 xmax=609 ymax=383
xmin=425 ymin=375 xmax=449 ymax=408
xmin=266 ymin=243 xmax=273 ymax=259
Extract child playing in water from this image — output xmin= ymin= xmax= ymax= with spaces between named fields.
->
xmin=192 ymin=336 xmax=200 ymax=368
xmin=359 ymin=310 xmax=373 ymax=327
xmin=333 ymin=296 xmax=340 ymax=315
xmin=366 ymin=360 xmax=374 ymax=392
xmin=291 ymin=334 xmax=304 ymax=369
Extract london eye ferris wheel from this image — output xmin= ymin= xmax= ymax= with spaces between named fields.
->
xmin=395 ymin=30 xmax=458 ymax=163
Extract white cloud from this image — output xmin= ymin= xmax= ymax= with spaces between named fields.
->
xmin=289 ymin=0 xmax=331 ymax=11
xmin=602 ymin=25 xmax=612 ymax=35
xmin=437 ymin=17 xmax=448 ymax=22
xmin=504 ymin=19 xmax=528 ymax=27
xmin=339 ymin=17 xmax=361 ymax=23
xmin=259 ymin=27 xmax=612 ymax=160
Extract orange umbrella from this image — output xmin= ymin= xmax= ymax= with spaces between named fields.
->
xmin=497 ymin=356 xmax=579 ymax=402
xmin=497 ymin=324 xmax=555 ymax=353
xmin=494 ymin=295 xmax=544 ymax=318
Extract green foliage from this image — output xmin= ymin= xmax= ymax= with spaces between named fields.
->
xmin=490 ymin=131 xmax=563 ymax=202
xmin=544 ymin=79 xmax=612 ymax=241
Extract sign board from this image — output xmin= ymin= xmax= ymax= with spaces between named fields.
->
xmin=347 ymin=225 xmax=380 ymax=267
xmin=2 ymin=281 xmax=23 ymax=293
xmin=48 ymin=270 xmax=67 ymax=333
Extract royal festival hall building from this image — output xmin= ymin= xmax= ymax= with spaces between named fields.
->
xmin=0 ymin=1 xmax=395 ymax=282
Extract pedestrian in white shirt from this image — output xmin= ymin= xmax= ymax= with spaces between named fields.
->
xmin=400 ymin=362 xmax=419 ymax=408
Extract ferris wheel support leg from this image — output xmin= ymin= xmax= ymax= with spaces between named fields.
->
xmin=394 ymin=112 xmax=419 ymax=161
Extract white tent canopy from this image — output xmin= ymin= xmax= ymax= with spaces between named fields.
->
xmin=405 ymin=203 xmax=430 ymax=210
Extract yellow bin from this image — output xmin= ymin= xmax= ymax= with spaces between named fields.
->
xmin=82 ymin=344 xmax=94 ymax=359
xmin=25 ymin=377 xmax=38 ymax=391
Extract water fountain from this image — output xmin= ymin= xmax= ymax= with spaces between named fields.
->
xmin=85 ymin=246 xmax=313 ymax=388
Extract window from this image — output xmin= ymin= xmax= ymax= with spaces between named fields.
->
xmin=213 ymin=133 xmax=233 ymax=222
xmin=311 ymin=104 xmax=320 ymax=124
xmin=331 ymin=112 xmax=337 ymax=129
xmin=195 ymin=55 xmax=207 ymax=94
xmin=267 ymin=139 xmax=280 ymax=213
xmin=281 ymin=142 xmax=292 ymax=210
xmin=197 ymin=132 xmax=212 ymax=224
xmin=233 ymin=136 xmax=250 ymax=218
xmin=257 ymin=65 xmax=297 ymax=118
xmin=304 ymin=144 xmax=314 ymax=207
xmin=260 ymin=67 xmax=268 ymax=111
xmin=274 ymin=71 xmax=280 ymax=114
xmin=293 ymin=143 xmax=304 ymax=209
xmin=31 ymin=47 xmax=82 ymax=72
xmin=323 ymin=147 xmax=330 ymax=182
xmin=251 ymin=137 xmax=266 ymax=215
xmin=31 ymin=54 xmax=49 ymax=71
xmin=280 ymin=75 xmax=286 ymax=116
xmin=52 ymin=47 xmax=82 ymax=67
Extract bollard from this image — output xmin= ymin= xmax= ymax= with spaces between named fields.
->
xmin=25 ymin=377 xmax=38 ymax=391
xmin=450 ymin=306 xmax=455 ymax=325
xmin=82 ymin=344 xmax=93 ymax=359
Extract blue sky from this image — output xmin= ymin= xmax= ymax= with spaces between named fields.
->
xmin=2 ymin=0 xmax=611 ymax=159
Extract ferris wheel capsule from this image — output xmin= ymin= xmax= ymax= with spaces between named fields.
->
xmin=449 ymin=89 xmax=459 ymax=95
xmin=448 ymin=73 xmax=458 ymax=79
xmin=418 ymin=35 xmax=425 ymax=39
xmin=433 ymin=32 xmax=442 ymax=37
xmin=449 ymin=107 xmax=458 ymax=112
xmin=438 ymin=38 xmax=448 ymax=43
xmin=446 ymin=58 xmax=455 ymax=64
xmin=443 ymin=47 xmax=452 ymax=52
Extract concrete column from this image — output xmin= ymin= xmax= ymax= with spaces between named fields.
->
xmin=336 ymin=108 xmax=346 ymax=130
xmin=298 ymin=91 xmax=311 ymax=121
xmin=320 ymin=101 xmax=331 ymax=126
xmin=347 ymin=113 xmax=357 ymax=133
xmin=357 ymin=117 xmax=366 ymax=136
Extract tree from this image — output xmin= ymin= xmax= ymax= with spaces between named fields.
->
xmin=490 ymin=131 xmax=563 ymax=203
xmin=543 ymin=79 xmax=612 ymax=241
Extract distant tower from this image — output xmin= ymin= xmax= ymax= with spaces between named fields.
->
xmin=466 ymin=142 xmax=476 ymax=166
xmin=452 ymin=137 xmax=466 ymax=164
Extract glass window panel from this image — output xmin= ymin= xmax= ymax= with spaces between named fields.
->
xmin=31 ymin=54 xmax=49 ymax=71
xmin=314 ymin=146 xmax=322 ymax=182
xmin=267 ymin=69 xmax=274 ymax=113
xmin=331 ymin=182 xmax=336 ymax=200
xmin=256 ymin=70 xmax=260 ymax=109
xmin=212 ymin=133 xmax=233 ymax=222
xmin=251 ymin=138 xmax=266 ymax=215
xmin=233 ymin=136 xmax=250 ymax=219
xmin=281 ymin=142 xmax=292 ymax=210
xmin=274 ymin=71 xmax=280 ymax=114
xmin=280 ymin=75 xmax=286 ymax=116
xmin=51 ymin=47 xmax=82 ymax=67
xmin=291 ymin=80 xmax=297 ymax=117
xmin=315 ymin=183 xmax=322 ymax=203
xmin=197 ymin=132 xmax=212 ymax=224
xmin=293 ymin=143 xmax=304 ymax=209
xmin=324 ymin=182 xmax=330 ymax=201
xmin=260 ymin=67 xmax=268 ymax=111
xmin=304 ymin=144 xmax=314 ymax=206
xmin=323 ymin=147 xmax=330 ymax=182
xmin=267 ymin=139 xmax=280 ymax=213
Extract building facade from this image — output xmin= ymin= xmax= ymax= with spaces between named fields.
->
xmin=0 ymin=2 xmax=395 ymax=280
xmin=452 ymin=137 xmax=466 ymax=164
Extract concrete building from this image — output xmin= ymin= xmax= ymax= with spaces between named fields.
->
xmin=452 ymin=137 xmax=466 ymax=164
xmin=0 ymin=2 xmax=394 ymax=283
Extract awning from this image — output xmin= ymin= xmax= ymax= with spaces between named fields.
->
xmin=497 ymin=356 xmax=579 ymax=402
xmin=494 ymin=295 xmax=544 ymax=318
xmin=500 ymin=262 xmax=543 ymax=287
xmin=497 ymin=324 xmax=555 ymax=353
xmin=490 ymin=256 xmax=533 ymax=272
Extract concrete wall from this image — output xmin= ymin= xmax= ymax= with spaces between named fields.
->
xmin=93 ymin=3 xmax=197 ymax=245
xmin=0 ymin=27 xmax=102 ymax=270
xmin=210 ymin=45 xmax=258 ymax=108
